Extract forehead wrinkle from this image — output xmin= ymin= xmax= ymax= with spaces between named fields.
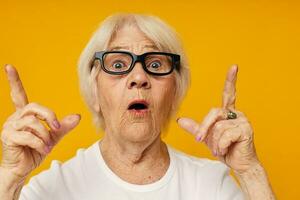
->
xmin=108 ymin=46 xmax=130 ymax=51
xmin=107 ymin=44 xmax=159 ymax=54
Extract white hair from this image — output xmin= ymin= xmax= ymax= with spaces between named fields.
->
xmin=78 ymin=13 xmax=190 ymax=130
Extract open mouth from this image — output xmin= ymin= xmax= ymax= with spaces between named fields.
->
xmin=128 ymin=100 xmax=149 ymax=111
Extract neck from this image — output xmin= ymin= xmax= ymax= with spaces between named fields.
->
xmin=99 ymin=133 xmax=170 ymax=184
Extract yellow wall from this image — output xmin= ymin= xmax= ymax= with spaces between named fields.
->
xmin=0 ymin=0 xmax=299 ymax=199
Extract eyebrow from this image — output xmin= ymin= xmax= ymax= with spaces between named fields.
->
xmin=108 ymin=44 xmax=159 ymax=51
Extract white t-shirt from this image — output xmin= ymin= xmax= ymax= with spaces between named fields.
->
xmin=20 ymin=140 xmax=244 ymax=200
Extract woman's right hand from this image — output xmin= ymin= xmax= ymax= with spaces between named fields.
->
xmin=0 ymin=65 xmax=81 ymax=180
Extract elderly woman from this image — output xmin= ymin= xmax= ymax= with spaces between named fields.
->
xmin=0 ymin=14 xmax=275 ymax=200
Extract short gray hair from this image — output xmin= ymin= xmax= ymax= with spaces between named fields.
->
xmin=78 ymin=13 xmax=190 ymax=130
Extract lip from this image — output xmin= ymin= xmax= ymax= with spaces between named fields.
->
xmin=128 ymin=109 xmax=149 ymax=118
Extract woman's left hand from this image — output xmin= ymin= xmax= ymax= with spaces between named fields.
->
xmin=177 ymin=65 xmax=260 ymax=174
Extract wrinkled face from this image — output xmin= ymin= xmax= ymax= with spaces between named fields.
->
xmin=95 ymin=25 xmax=176 ymax=143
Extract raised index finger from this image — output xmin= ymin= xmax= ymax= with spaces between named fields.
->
xmin=5 ymin=64 xmax=29 ymax=110
xmin=222 ymin=64 xmax=238 ymax=110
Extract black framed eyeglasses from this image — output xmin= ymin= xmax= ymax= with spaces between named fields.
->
xmin=92 ymin=51 xmax=180 ymax=76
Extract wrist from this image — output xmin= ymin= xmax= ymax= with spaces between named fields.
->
xmin=234 ymin=163 xmax=276 ymax=200
xmin=0 ymin=166 xmax=26 ymax=195
xmin=234 ymin=161 xmax=264 ymax=178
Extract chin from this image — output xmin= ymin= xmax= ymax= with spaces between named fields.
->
xmin=121 ymin=123 xmax=159 ymax=143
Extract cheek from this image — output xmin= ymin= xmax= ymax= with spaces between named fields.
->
xmin=152 ymin=77 xmax=176 ymax=110
xmin=157 ymin=77 xmax=175 ymax=98
xmin=97 ymin=74 xmax=126 ymax=115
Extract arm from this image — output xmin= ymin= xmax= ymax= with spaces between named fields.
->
xmin=235 ymin=163 xmax=276 ymax=200
xmin=0 ymin=167 xmax=26 ymax=200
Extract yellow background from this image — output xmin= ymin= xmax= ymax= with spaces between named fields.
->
xmin=0 ymin=0 xmax=299 ymax=199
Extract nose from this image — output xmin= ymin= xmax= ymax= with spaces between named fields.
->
xmin=127 ymin=62 xmax=151 ymax=89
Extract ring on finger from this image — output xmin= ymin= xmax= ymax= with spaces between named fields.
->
xmin=226 ymin=110 xmax=237 ymax=120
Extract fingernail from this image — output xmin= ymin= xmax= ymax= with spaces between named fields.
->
xmin=213 ymin=150 xmax=217 ymax=157
xmin=47 ymin=140 xmax=54 ymax=146
xmin=196 ymin=135 xmax=202 ymax=142
xmin=176 ymin=117 xmax=181 ymax=123
xmin=52 ymin=119 xmax=61 ymax=129
xmin=233 ymin=64 xmax=238 ymax=74
xmin=44 ymin=146 xmax=51 ymax=154
xmin=76 ymin=114 xmax=81 ymax=120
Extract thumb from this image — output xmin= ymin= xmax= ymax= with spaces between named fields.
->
xmin=177 ymin=117 xmax=200 ymax=137
xmin=51 ymin=114 xmax=81 ymax=143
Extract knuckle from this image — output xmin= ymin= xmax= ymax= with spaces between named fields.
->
xmin=24 ymin=102 xmax=57 ymax=121
xmin=45 ymin=109 xmax=56 ymax=120
xmin=214 ymin=108 xmax=224 ymax=116
xmin=0 ymin=129 xmax=8 ymax=142
xmin=11 ymin=120 xmax=20 ymax=130
xmin=218 ymin=109 xmax=225 ymax=116
xmin=19 ymin=103 xmax=37 ymax=116
xmin=37 ymin=106 xmax=55 ymax=120
xmin=2 ymin=112 xmax=20 ymax=129
xmin=218 ymin=139 xmax=228 ymax=149
xmin=38 ymin=127 xmax=50 ymax=140
xmin=1 ymin=129 xmax=15 ymax=146
xmin=33 ymin=137 xmax=44 ymax=148
xmin=26 ymin=115 xmax=38 ymax=124
xmin=214 ymin=122 xmax=223 ymax=131
xmin=241 ymin=123 xmax=253 ymax=137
